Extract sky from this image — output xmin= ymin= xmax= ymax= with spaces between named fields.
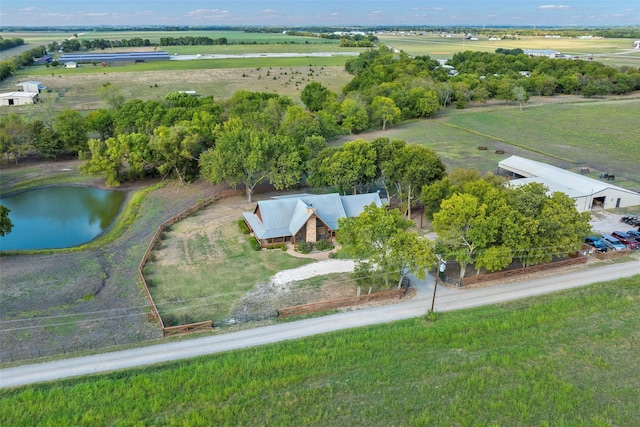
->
xmin=1 ymin=1 xmax=639 ymax=27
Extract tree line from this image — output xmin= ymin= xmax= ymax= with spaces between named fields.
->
xmin=0 ymin=37 xmax=25 ymax=51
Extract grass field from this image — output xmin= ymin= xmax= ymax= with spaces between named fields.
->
xmin=2 ymin=275 xmax=638 ymax=425
xmin=378 ymin=34 xmax=640 ymax=67
xmin=340 ymin=96 xmax=640 ymax=188
xmin=144 ymin=214 xmax=312 ymax=324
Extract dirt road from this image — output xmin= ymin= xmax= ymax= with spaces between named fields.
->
xmin=2 ymin=257 xmax=638 ymax=388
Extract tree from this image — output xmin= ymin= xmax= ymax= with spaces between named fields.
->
xmin=0 ymin=205 xmax=13 ymax=236
xmin=0 ymin=114 xmax=32 ymax=164
xmin=370 ymin=96 xmax=401 ymax=131
xmin=382 ymin=145 xmax=445 ymax=218
xmin=309 ymin=139 xmax=377 ymax=195
xmin=54 ymin=109 xmax=88 ymax=155
xmin=81 ymin=133 xmax=151 ymax=186
xmin=149 ymin=125 xmax=203 ymax=184
xmin=513 ymin=85 xmax=530 ymax=112
xmin=300 ymin=81 xmax=333 ymax=112
xmin=337 ymin=204 xmax=432 ymax=287
xmin=340 ymin=99 xmax=369 ymax=134
xmin=199 ymin=117 xmax=303 ymax=202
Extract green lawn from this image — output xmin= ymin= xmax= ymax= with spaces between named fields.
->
xmin=144 ymin=217 xmax=311 ymax=324
xmin=2 ymin=275 xmax=638 ymax=425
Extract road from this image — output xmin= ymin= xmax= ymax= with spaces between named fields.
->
xmin=1 ymin=258 xmax=639 ymax=388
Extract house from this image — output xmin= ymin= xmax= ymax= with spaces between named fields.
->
xmin=243 ymin=192 xmax=383 ymax=248
xmin=497 ymin=155 xmax=640 ymax=212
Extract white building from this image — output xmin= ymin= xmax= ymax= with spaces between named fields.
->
xmin=0 ymin=80 xmax=45 ymax=106
xmin=498 ymin=156 xmax=640 ymax=213
xmin=634 ymin=41 xmax=640 ymax=49
xmin=0 ymin=91 xmax=39 ymax=106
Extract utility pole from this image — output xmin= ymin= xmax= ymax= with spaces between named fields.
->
xmin=430 ymin=256 xmax=445 ymax=312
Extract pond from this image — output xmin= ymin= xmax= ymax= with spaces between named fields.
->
xmin=0 ymin=186 xmax=126 ymax=251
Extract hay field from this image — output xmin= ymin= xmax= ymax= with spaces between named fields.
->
xmin=378 ymin=34 xmax=640 ymax=67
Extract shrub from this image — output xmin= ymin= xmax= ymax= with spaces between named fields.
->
xmin=238 ymin=219 xmax=250 ymax=234
xmin=163 ymin=314 xmax=178 ymax=327
xmin=249 ymin=238 xmax=261 ymax=251
xmin=316 ymin=240 xmax=334 ymax=251
xmin=296 ymin=241 xmax=313 ymax=254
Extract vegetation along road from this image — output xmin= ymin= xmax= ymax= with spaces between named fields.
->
xmin=2 ymin=258 xmax=638 ymax=388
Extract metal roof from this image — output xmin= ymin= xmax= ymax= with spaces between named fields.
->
xmin=58 ymin=51 xmax=171 ymax=63
xmin=243 ymin=193 xmax=382 ymax=240
xmin=499 ymin=156 xmax=638 ymax=197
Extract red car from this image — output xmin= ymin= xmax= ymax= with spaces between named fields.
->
xmin=611 ymin=231 xmax=640 ymax=249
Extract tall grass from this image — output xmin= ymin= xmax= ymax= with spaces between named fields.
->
xmin=1 ymin=276 xmax=638 ymax=425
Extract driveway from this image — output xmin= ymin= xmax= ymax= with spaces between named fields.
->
xmin=1 ymin=258 xmax=639 ymax=388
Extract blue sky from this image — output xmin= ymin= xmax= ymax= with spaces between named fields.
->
xmin=2 ymin=1 xmax=639 ymax=27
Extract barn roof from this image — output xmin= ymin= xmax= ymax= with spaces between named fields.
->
xmin=58 ymin=51 xmax=171 ymax=63
xmin=499 ymin=155 xmax=638 ymax=197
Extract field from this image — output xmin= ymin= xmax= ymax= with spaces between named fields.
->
xmin=339 ymin=96 xmax=640 ymax=189
xmin=2 ymin=275 xmax=639 ymax=425
xmin=378 ymin=34 xmax=640 ymax=67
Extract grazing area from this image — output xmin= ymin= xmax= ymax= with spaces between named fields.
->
xmin=2 ymin=276 xmax=639 ymax=425
xmin=340 ymin=96 xmax=640 ymax=188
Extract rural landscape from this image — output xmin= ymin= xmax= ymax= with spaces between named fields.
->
xmin=1 ymin=8 xmax=640 ymax=425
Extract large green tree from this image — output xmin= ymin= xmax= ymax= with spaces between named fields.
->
xmin=199 ymin=117 xmax=303 ymax=202
xmin=338 ymin=204 xmax=433 ymax=287
xmin=370 ymin=96 xmax=401 ymax=131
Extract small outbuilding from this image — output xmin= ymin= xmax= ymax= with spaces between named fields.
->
xmin=0 ymin=91 xmax=39 ymax=106
xmin=498 ymin=155 xmax=640 ymax=212
xmin=16 ymin=81 xmax=46 ymax=93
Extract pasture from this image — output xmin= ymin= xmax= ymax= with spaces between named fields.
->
xmin=2 ymin=276 xmax=638 ymax=425
xmin=341 ymin=96 xmax=640 ymax=188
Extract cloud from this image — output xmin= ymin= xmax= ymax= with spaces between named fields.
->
xmin=539 ymin=5 xmax=570 ymax=10
xmin=186 ymin=9 xmax=231 ymax=19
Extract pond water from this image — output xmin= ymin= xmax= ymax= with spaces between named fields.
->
xmin=0 ymin=186 xmax=126 ymax=251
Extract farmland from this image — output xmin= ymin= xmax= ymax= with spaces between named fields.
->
xmin=2 ymin=27 xmax=640 ymax=368
xmin=2 ymin=275 xmax=639 ymax=425
xmin=378 ymin=33 xmax=640 ymax=67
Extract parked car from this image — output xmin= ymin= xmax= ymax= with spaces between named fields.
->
xmin=611 ymin=231 xmax=640 ymax=249
xmin=620 ymin=214 xmax=639 ymax=225
xmin=584 ymin=236 xmax=607 ymax=252
xmin=627 ymin=229 xmax=640 ymax=240
xmin=601 ymin=234 xmax=628 ymax=251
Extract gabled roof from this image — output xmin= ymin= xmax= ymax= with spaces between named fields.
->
xmin=499 ymin=155 xmax=638 ymax=197
xmin=243 ymin=192 xmax=382 ymax=240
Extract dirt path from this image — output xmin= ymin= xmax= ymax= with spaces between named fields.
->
xmin=3 ymin=257 xmax=638 ymax=388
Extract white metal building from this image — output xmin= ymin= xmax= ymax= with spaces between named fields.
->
xmin=0 ymin=91 xmax=39 ymax=106
xmin=498 ymin=156 xmax=640 ymax=212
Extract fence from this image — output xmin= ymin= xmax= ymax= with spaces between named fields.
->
xmin=459 ymin=256 xmax=588 ymax=287
xmin=138 ymin=188 xmax=244 ymax=337
xmin=277 ymin=287 xmax=407 ymax=318
xmin=595 ymin=248 xmax=632 ymax=260
xmin=163 ymin=321 xmax=214 ymax=337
